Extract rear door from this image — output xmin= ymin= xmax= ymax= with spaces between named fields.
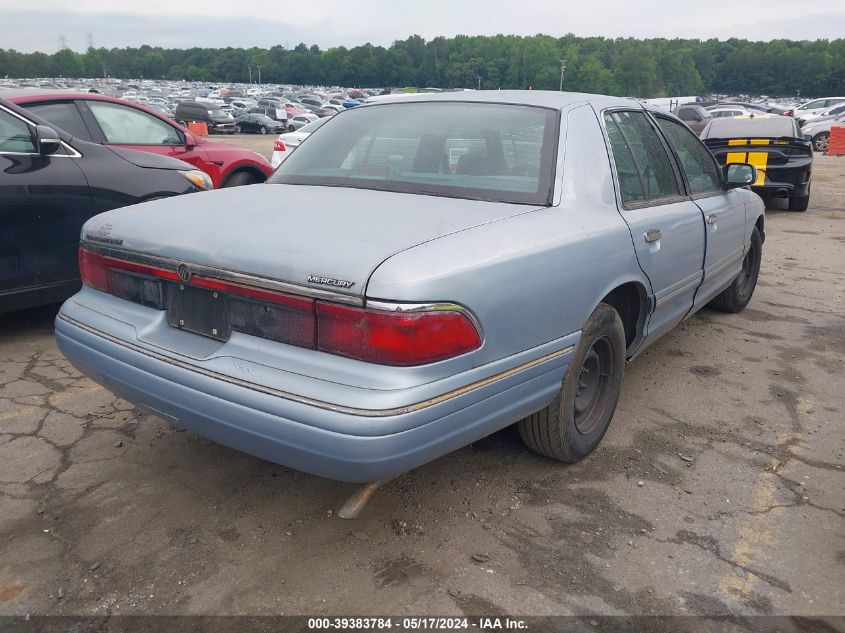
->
xmin=0 ymin=106 xmax=91 ymax=301
xmin=653 ymin=114 xmax=747 ymax=310
xmin=602 ymin=109 xmax=706 ymax=342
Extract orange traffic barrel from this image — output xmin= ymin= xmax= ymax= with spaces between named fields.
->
xmin=827 ymin=126 xmax=845 ymax=156
xmin=187 ymin=121 xmax=208 ymax=136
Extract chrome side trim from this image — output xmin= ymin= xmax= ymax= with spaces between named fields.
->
xmin=80 ymin=241 xmax=364 ymax=306
xmin=59 ymin=313 xmax=572 ymax=418
xmin=655 ymin=275 xmax=702 ymax=308
xmin=703 ymin=247 xmax=743 ymax=281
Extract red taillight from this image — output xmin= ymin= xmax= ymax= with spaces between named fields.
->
xmin=316 ymin=302 xmax=481 ymax=366
xmin=79 ymin=248 xmax=481 ymax=365
xmin=79 ymin=248 xmax=109 ymax=292
xmin=273 ymin=140 xmax=286 ymax=152
xmin=784 ymin=110 xmax=793 ymax=117
xmin=79 ymin=247 xmax=180 ymax=292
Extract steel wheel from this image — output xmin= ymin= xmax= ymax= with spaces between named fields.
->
xmin=573 ymin=336 xmax=617 ymax=435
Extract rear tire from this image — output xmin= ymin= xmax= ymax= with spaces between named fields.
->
xmin=518 ymin=303 xmax=625 ymax=462
xmin=788 ymin=187 xmax=810 ymax=212
xmin=224 ymin=171 xmax=258 ymax=187
xmin=260 ymin=126 xmax=268 ymax=135
xmin=288 ymin=125 xmax=296 ymax=132
xmin=709 ymin=226 xmax=762 ymax=312
xmin=812 ymin=132 xmax=829 ymax=154
xmin=235 ymin=124 xmax=242 ymax=133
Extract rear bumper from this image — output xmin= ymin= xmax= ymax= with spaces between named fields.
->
xmin=55 ymin=312 xmax=573 ymax=482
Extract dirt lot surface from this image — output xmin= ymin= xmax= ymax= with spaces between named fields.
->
xmin=1 ymin=148 xmax=843 ymax=618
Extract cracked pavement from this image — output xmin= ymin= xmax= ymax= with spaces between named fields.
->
xmin=0 ymin=152 xmax=843 ymax=617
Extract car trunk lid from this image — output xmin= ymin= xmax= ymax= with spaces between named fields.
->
xmin=82 ymin=183 xmax=542 ymax=299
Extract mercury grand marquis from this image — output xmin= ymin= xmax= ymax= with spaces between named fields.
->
xmin=55 ymin=91 xmax=765 ymax=482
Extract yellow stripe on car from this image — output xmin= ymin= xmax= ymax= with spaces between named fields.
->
xmin=725 ymin=139 xmax=768 ymax=186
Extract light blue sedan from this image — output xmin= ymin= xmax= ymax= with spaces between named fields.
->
xmin=55 ymin=91 xmax=764 ymax=482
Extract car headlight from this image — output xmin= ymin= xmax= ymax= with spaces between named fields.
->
xmin=180 ymin=170 xmax=213 ymax=191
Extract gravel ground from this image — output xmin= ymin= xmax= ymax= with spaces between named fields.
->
xmin=0 ymin=150 xmax=843 ymax=618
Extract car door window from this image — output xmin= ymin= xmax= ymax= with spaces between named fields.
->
xmin=604 ymin=111 xmax=681 ymax=206
xmin=0 ymin=109 xmax=36 ymax=153
xmin=655 ymin=116 xmax=723 ymax=196
xmin=87 ymin=101 xmax=182 ymax=145
xmin=26 ymin=102 xmax=91 ymax=140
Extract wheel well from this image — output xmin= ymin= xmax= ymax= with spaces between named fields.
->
xmin=755 ymin=214 xmax=765 ymax=243
xmin=223 ymin=167 xmax=267 ymax=187
xmin=601 ymin=282 xmax=648 ymax=353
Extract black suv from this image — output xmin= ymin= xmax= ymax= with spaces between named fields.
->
xmin=174 ymin=101 xmax=235 ymax=134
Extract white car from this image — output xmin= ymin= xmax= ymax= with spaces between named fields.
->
xmin=801 ymin=113 xmax=845 ymax=154
xmin=797 ymin=101 xmax=845 ymax=126
xmin=270 ymin=117 xmax=330 ymax=168
xmin=791 ymin=97 xmax=845 ymax=120
xmin=285 ymin=113 xmax=320 ymax=132
xmin=706 ymin=106 xmax=774 ymax=119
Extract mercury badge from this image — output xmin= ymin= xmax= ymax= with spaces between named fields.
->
xmin=178 ymin=264 xmax=192 ymax=283
xmin=308 ymin=275 xmax=355 ymax=289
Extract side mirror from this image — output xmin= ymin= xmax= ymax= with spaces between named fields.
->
xmin=36 ymin=125 xmax=61 ymax=156
xmin=724 ymin=163 xmax=757 ymax=189
xmin=184 ymin=131 xmax=197 ymax=148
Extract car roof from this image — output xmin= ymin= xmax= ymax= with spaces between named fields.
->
xmin=360 ymin=89 xmax=639 ymax=111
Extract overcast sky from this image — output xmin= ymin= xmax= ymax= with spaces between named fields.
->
xmin=1 ymin=0 xmax=843 ymax=52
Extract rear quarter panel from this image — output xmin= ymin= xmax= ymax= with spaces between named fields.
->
xmin=366 ymin=104 xmax=648 ymax=368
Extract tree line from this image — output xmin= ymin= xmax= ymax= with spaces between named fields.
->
xmin=2 ymin=34 xmax=843 ymax=98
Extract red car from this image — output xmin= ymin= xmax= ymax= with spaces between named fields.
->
xmin=5 ymin=91 xmax=273 ymax=188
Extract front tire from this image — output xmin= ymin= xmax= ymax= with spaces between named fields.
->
xmin=518 ymin=303 xmax=626 ymax=462
xmin=260 ymin=126 xmax=268 ymax=135
xmin=234 ymin=124 xmax=242 ymax=133
xmin=709 ymin=226 xmax=762 ymax=312
xmin=224 ymin=171 xmax=258 ymax=187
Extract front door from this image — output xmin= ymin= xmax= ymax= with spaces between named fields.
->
xmin=0 ymin=107 xmax=91 ymax=304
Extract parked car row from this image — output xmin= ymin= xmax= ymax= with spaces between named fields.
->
xmin=0 ymin=98 xmax=211 ymax=313
xmin=0 ymin=90 xmax=273 ymax=188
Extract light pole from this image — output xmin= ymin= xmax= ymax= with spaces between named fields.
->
xmin=248 ymin=66 xmax=252 ymax=83
xmin=559 ymin=59 xmax=567 ymax=92
xmin=257 ymin=65 xmax=262 ymax=85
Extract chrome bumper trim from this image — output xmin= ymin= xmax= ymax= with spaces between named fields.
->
xmin=59 ymin=313 xmax=573 ymax=418
xmin=79 ymin=241 xmax=364 ymax=306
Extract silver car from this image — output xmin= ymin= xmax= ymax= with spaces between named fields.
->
xmin=55 ymin=92 xmax=764 ymax=483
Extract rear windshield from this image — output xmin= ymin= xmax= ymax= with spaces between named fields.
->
xmin=268 ymin=101 xmax=558 ymax=205
xmin=704 ymin=117 xmax=798 ymax=139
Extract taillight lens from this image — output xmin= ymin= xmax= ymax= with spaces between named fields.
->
xmin=273 ymin=140 xmax=286 ymax=152
xmin=79 ymin=248 xmax=109 ymax=292
xmin=784 ymin=110 xmax=793 ymax=117
xmin=78 ymin=247 xmax=481 ymax=365
xmin=316 ymin=302 xmax=481 ymax=366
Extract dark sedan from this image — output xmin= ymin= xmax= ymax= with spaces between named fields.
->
xmin=0 ymin=99 xmax=211 ymax=313
xmin=234 ymin=113 xmax=286 ymax=134
xmin=701 ymin=117 xmax=812 ymax=212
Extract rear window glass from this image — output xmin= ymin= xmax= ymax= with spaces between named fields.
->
xmin=268 ymin=102 xmax=558 ymax=205
xmin=704 ymin=117 xmax=798 ymax=139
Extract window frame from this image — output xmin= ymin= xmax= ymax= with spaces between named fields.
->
xmin=600 ymin=107 xmax=688 ymax=212
xmin=21 ymin=100 xmax=96 ymax=142
xmin=77 ymin=99 xmax=186 ymax=146
xmin=648 ymin=111 xmax=727 ymax=201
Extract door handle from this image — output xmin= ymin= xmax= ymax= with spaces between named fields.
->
xmin=706 ymin=214 xmax=718 ymax=225
xmin=643 ymin=228 xmax=662 ymax=243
